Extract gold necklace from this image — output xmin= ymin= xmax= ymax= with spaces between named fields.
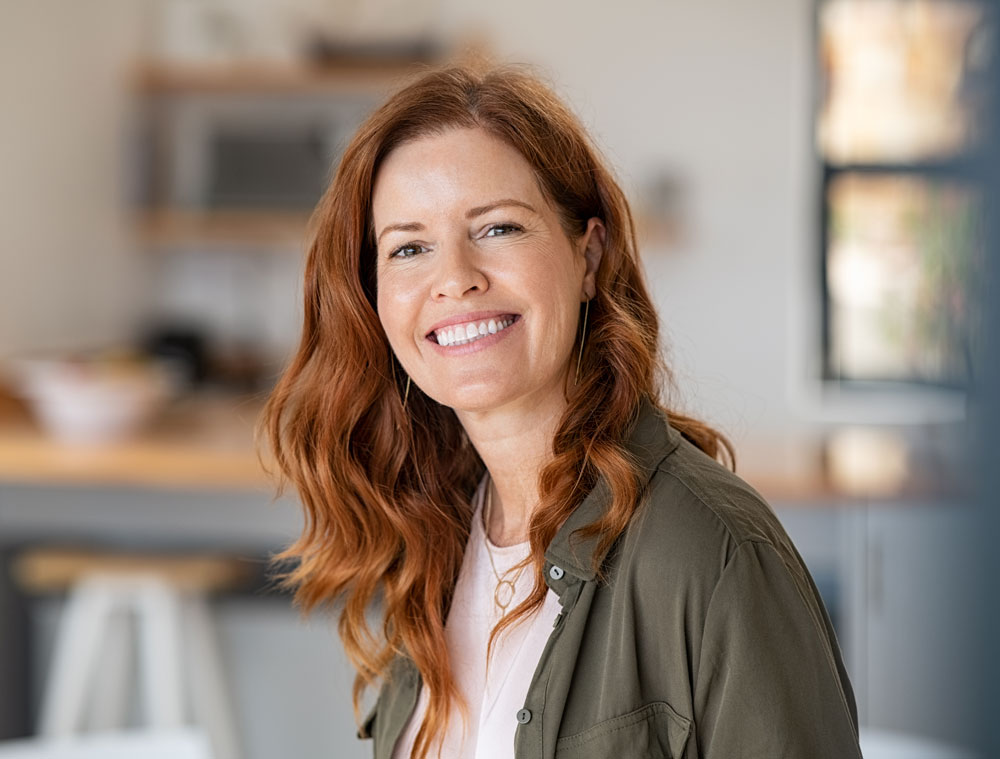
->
xmin=482 ymin=477 xmax=527 ymax=615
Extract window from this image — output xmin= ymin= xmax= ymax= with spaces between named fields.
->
xmin=817 ymin=0 xmax=992 ymax=389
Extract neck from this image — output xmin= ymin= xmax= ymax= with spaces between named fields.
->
xmin=456 ymin=391 xmax=567 ymax=548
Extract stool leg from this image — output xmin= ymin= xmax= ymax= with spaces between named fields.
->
xmin=184 ymin=595 xmax=241 ymax=759
xmin=133 ymin=576 xmax=184 ymax=729
xmin=89 ymin=602 xmax=133 ymax=731
xmin=38 ymin=577 xmax=118 ymax=736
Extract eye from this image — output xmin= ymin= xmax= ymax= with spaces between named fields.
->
xmin=484 ymin=222 xmax=523 ymax=237
xmin=389 ymin=242 xmax=427 ymax=259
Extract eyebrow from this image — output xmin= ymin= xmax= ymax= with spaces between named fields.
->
xmin=466 ymin=198 xmax=538 ymax=219
xmin=376 ymin=199 xmax=539 ymax=245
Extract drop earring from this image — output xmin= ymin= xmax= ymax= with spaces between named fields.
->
xmin=391 ymin=355 xmax=411 ymax=410
xmin=575 ymin=298 xmax=590 ymax=386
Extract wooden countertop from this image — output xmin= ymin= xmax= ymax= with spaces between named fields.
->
xmin=0 ymin=391 xmax=273 ymax=492
xmin=0 ymin=390 xmax=961 ymax=504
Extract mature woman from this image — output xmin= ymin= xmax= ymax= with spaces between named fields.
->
xmin=259 ymin=63 xmax=862 ymax=759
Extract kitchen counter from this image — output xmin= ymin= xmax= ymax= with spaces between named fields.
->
xmin=0 ymin=390 xmax=965 ymax=505
xmin=0 ymin=391 xmax=272 ymax=492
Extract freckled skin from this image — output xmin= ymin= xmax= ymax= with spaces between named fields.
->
xmin=372 ymin=127 xmax=604 ymax=423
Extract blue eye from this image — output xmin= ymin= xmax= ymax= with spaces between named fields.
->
xmin=390 ymin=243 xmax=426 ymax=259
xmin=485 ymin=223 xmax=522 ymax=237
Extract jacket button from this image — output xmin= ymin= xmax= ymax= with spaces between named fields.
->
xmin=516 ymin=708 xmax=532 ymax=724
xmin=548 ymin=565 xmax=565 ymax=580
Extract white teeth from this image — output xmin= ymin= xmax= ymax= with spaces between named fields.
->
xmin=435 ymin=316 xmax=515 ymax=346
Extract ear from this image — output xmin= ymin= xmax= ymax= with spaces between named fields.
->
xmin=579 ymin=217 xmax=605 ymax=301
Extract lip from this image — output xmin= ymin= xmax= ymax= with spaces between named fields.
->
xmin=424 ymin=311 xmax=520 ymax=339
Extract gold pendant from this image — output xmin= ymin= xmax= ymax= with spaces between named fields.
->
xmin=494 ymin=578 xmax=516 ymax=611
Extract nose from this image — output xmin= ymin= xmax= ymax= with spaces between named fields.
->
xmin=431 ymin=240 xmax=488 ymax=300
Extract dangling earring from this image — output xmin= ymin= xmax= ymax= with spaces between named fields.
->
xmin=391 ymin=354 xmax=411 ymax=410
xmin=575 ymin=298 xmax=590 ymax=386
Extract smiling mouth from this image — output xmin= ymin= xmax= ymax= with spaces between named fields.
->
xmin=431 ymin=315 xmax=519 ymax=347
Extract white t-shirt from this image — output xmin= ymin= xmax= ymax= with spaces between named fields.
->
xmin=390 ymin=476 xmax=563 ymax=759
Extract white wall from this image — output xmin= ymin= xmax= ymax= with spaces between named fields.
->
xmin=0 ymin=1 xmax=150 ymax=357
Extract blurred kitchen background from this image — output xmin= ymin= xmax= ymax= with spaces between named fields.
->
xmin=0 ymin=0 xmax=995 ymax=757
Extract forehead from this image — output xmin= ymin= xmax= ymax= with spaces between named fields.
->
xmin=371 ymin=128 xmax=549 ymax=224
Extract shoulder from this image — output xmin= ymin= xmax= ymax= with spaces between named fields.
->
xmin=655 ymin=434 xmax=790 ymax=546
xmin=615 ymin=429 xmax=805 ymax=598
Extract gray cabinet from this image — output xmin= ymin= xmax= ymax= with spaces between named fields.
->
xmin=776 ymin=501 xmax=980 ymax=752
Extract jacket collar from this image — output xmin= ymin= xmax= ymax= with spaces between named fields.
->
xmin=543 ymin=396 xmax=683 ymax=583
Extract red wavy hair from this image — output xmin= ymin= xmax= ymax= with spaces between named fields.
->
xmin=257 ymin=61 xmax=734 ymax=759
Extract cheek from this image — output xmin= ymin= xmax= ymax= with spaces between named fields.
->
xmin=376 ymin=292 xmax=403 ymax=347
xmin=376 ymin=271 xmax=420 ymax=347
xmin=520 ymin=256 xmax=584 ymax=350
xmin=534 ymin=250 xmax=584 ymax=306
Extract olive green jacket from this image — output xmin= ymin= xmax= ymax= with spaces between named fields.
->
xmin=359 ymin=398 xmax=863 ymax=758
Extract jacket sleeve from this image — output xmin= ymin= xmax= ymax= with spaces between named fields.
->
xmin=692 ymin=539 xmax=863 ymax=759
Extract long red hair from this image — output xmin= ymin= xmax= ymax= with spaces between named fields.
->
xmin=257 ymin=61 xmax=733 ymax=759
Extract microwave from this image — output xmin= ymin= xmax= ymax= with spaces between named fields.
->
xmin=134 ymin=89 xmax=377 ymax=210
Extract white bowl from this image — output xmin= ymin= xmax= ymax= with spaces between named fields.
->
xmin=7 ymin=356 xmax=174 ymax=445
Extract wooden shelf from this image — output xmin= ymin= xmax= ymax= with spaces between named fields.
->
xmin=136 ymin=208 xmax=315 ymax=248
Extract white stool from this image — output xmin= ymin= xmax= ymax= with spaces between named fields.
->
xmin=12 ymin=549 xmax=250 ymax=759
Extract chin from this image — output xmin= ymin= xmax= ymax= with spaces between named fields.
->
xmin=412 ymin=366 xmax=568 ymax=418
xmin=441 ymin=394 xmax=509 ymax=416
xmin=423 ymin=384 xmax=516 ymax=416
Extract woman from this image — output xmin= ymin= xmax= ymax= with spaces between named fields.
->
xmin=259 ymin=62 xmax=862 ymax=759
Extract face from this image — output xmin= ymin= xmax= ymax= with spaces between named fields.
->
xmin=372 ymin=127 xmax=604 ymax=419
